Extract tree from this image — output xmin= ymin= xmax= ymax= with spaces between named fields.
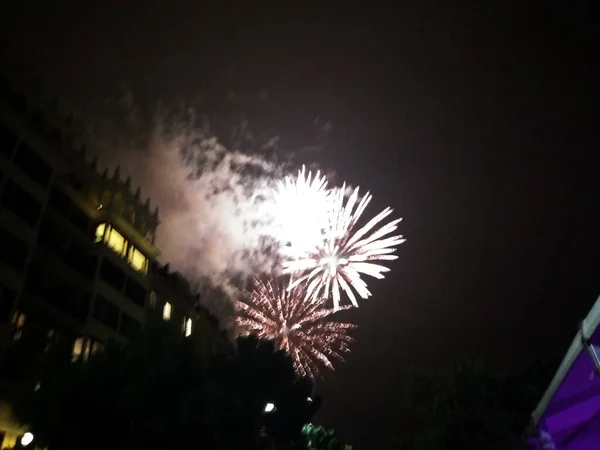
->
xmin=11 ymin=321 xmax=320 ymax=450
xmin=302 ymin=423 xmax=353 ymax=450
xmin=389 ymin=358 xmax=556 ymax=450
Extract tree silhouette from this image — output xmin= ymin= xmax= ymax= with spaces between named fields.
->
xmin=387 ymin=358 xmax=556 ymax=450
xmin=11 ymin=321 xmax=320 ymax=450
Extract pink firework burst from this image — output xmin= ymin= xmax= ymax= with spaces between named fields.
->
xmin=283 ymin=186 xmax=406 ymax=311
xmin=235 ymin=278 xmax=356 ymax=379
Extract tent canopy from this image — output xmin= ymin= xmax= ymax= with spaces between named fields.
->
xmin=530 ymin=295 xmax=600 ymax=449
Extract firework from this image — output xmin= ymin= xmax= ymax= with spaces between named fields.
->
xmin=283 ymin=186 xmax=406 ymax=310
xmin=235 ymin=278 xmax=356 ymax=379
xmin=270 ymin=165 xmax=332 ymax=253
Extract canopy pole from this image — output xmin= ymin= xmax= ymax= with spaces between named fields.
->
xmin=581 ymin=322 xmax=600 ymax=374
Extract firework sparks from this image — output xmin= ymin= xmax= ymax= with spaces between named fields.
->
xmin=283 ymin=186 xmax=406 ymax=311
xmin=235 ymin=278 xmax=356 ymax=379
xmin=270 ymin=165 xmax=332 ymax=253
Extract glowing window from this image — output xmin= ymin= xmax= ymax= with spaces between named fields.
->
xmin=184 ymin=317 xmax=192 ymax=337
xmin=12 ymin=311 xmax=26 ymax=328
xmin=106 ymin=227 xmax=127 ymax=256
xmin=72 ymin=337 xmax=84 ymax=361
xmin=128 ymin=246 xmax=148 ymax=274
xmin=95 ymin=223 xmax=106 ymax=243
xmin=83 ymin=339 xmax=92 ymax=359
xmin=12 ymin=311 xmax=26 ymax=341
xmin=163 ymin=302 xmax=172 ymax=320
xmin=72 ymin=337 xmax=102 ymax=361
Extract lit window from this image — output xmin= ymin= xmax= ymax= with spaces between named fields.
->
xmin=83 ymin=339 xmax=92 ymax=359
xmin=12 ymin=311 xmax=26 ymax=341
xmin=12 ymin=311 xmax=26 ymax=327
xmin=72 ymin=337 xmax=84 ymax=361
xmin=95 ymin=223 xmax=106 ymax=243
xmin=184 ymin=317 xmax=192 ymax=337
xmin=128 ymin=246 xmax=148 ymax=274
xmin=106 ymin=227 xmax=127 ymax=256
xmin=96 ymin=223 xmax=149 ymax=276
xmin=95 ymin=223 xmax=127 ymax=256
xmin=163 ymin=302 xmax=172 ymax=320
xmin=72 ymin=337 xmax=102 ymax=361
xmin=148 ymin=290 xmax=157 ymax=308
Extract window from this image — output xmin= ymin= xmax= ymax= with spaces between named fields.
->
xmin=72 ymin=337 xmax=85 ymax=361
xmin=14 ymin=142 xmax=52 ymax=187
xmin=1 ymin=181 xmax=42 ymax=226
xmin=148 ymin=290 xmax=157 ymax=308
xmin=99 ymin=258 xmax=125 ymax=291
xmin=183 ymin=317 xmax=192 ymax=337
xmin=11 ymin=311 xmax=26 ymax=341
xmin=12 ymin=311 xmax=26 ymax=328
xmin=95 ymin=223 xmax=106 ymax=243
xmin=120 ymin=312 xmax=141 ymax=339
xmin=0 ymin=227 xmax=29 ymax=271
xmin=72 ymin=337 xmax=103 ymax=362
xmin=163 ymin=302 xmax=172 ymax=320
xmin=92 ymin=296 xmax=119 ymax=330
xmin=124 ymin=278 xmax=146 ymax=307
xmin=127 ymin=246 xmax=148 ymax=274
xmin=0 ymin=121 xmax=18 ymax=157
xmin=105 ymin=227 xmax=127 ymax=257
xmin=95 ymin=223 xmax=149 ymax=275
xmin=24 ymin=262 xmax=91 ymax=321
xmin=96 ymin=223 xmax=127 ymax=255
xmin=38 ymin=220 xmax=98 ymax=279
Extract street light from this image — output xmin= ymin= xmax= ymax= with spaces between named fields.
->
xmin=264 ymin=402 xmax=276 ymax=413
xmin=21 ymin=432 xmax=34 ymax=447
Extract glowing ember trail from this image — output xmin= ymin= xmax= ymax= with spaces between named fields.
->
xmin=283 ymin=186 xmax=406 ymax=311
xmin=235 ymin=278 xmax=356 ymax=379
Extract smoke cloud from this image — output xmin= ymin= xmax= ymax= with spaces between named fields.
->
xmin=81 ymin=92 xmax=327 ymax=310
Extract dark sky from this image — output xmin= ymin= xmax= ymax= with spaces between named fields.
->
xmin=1 ymin=1 xmax=598 ymax=447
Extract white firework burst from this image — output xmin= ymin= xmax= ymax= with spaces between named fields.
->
xmin=270 ymin=165 xmax=332 ymax=253
xmin=283 ymin=186 xmax=406 ymax=310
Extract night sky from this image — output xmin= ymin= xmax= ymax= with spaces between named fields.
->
xmin=1 ymin=1 xmax=597 ymax=447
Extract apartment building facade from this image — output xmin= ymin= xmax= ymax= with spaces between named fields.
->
xmin=0 ymin=71 xmax=227 ymax=448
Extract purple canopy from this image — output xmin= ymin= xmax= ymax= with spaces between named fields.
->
xmin=529 ymin=296 xmax=600 ymax=449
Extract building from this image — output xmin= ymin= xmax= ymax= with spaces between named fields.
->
xmin=0 ymin=70 xmax=227 ymax=448
xmin=148 ymin=262 xmax=230 ymax=357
